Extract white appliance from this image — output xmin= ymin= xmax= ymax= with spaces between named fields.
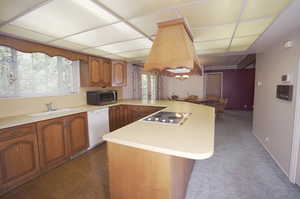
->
xmin=87 ymin=108 xmax=109 ymax=149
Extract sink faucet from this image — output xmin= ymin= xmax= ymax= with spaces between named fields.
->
xmin=46 ymin=102 xmax=56 ymax=112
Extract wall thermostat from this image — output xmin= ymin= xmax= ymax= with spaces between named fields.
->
xmin=281 ymin=74 xmax=291 ymax=83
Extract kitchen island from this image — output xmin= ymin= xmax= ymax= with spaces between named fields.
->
xmin=103 ymin=100 xmax=215 ymax=199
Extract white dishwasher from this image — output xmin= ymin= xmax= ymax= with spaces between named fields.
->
xmin=87 ymin=108 xmax=109 ymax=150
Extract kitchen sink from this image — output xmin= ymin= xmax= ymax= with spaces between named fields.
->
xmin=28 ymin=108 xmax=80 ymax=117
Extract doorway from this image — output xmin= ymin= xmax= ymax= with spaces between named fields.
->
xmin=205 ymin=72 xmax=223 ymax=98
xmin=141 ymin=73 xmax=158 ymax=100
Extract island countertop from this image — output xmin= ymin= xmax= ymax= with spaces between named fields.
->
xmin=103 ymin=100 xmax=215 ymax=160
xmin=0 ymin=100 xmax=215 ymax=160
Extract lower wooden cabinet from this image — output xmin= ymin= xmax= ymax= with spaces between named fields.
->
xmin=66 ymin=113 xmax=89 ymax=156
xmin=37 ymin=118 xmax=69 ymax=171
xmin=0 ymin=112 xmax=89 ymax=195
xmin=109 ymin=105 xmax=164 ymax=132
xmin=0 ymin=124 xmax=40 ymax=195
xmin=37 ymin=112 xmax=89 ymax=171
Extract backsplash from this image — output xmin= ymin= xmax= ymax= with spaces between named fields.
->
xmin=0 ymin=87 xmax=123 ymax=118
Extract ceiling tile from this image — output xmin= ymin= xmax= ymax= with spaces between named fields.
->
xmin=178 ymin=0 xmax=244 ymax=27
xmin=0 ymin=24 xmax=54 ymax=42
xmin=117 ymin=49 xmax=150 ymax=58
xmin=230 ymin=35 xmax=258 ymax=51
xmin=66 ymin=22 xmax=143 ymax=47
xmin=97 ymin=38 xmax=152 ymax=54
xmin=0 ymin=0 xmax=46 ymax=22
xmin=11 ymin=0 xmax=119 ymax=37
xmin=241 ymin=0 xmax=294 ymax=20
xmin=97 ymin=0 xmax=194 ymax=19
xmin=81 ymin=48 xmax=110 ymax=57
xmin=102 ymin=54 xmax=125 ymax=60
xmin=192 ymin=24 xmax=236 ymax=42
xmin=199 ymin=54 xmax=245 ymax=66
xmin=127 ymin=56 xmax=147 ymax=62
xmin=129 ymin=11 xmax=178 ymax=36
xmin=194 ymin=39 xmax=231 ymax=51
xmin=235 ymin=18 xmax=274 ymax=37
xmin=197 ymin=48 xmax=228 ymax=55
xmin=229 ymin=45 xmax=250 ymax=52
xmin=50 ymin=40 xmax=89 ymax=50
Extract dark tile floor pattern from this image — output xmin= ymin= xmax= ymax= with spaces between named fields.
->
xmin=1 ymin=144 xmax=109 ymax=199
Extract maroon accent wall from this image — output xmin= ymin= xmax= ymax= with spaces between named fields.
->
xmin=205 ymin=69 xmax=255 ymax=110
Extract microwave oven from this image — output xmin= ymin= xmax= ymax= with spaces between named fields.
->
xmin=87 ymin=90 xmax=117 ymax=105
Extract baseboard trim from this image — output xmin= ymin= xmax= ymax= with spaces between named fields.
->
xmin=252 ymin=130 xmax=290 ymax=179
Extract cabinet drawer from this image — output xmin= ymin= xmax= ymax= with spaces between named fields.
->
xmin=0 ymin=124 xmax=36 ymax=142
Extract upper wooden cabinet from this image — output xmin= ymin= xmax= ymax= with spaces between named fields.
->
xmin=81 ymin=56 xmax=112 ymax=87
xmin=81 ymin=56 xmax=127 ymax=87
xmin=0 ymin=124 xmax=40 ymax=194
xmin=112 ymin=61 xmax=127 ymax=87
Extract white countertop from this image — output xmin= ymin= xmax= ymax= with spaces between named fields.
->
xmin=103 ymin=100 xmax=215 ymax=160
xmin=0 ymin=100 xmax=215 ymax=160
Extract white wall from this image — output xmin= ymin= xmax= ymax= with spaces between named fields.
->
xmin=161 ymin=75 xmax=204 ymax=99
xmin=253 ymin=29 xmax=300 ymax=177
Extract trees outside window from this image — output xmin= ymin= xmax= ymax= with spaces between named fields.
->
xmin=0 ymin=46 xmax=79 ymax=98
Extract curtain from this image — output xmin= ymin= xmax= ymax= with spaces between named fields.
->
xmin=132 ymin=64 xmax=142 ymax=99
xmin=0 ymin=45 xmax=79 ymax=98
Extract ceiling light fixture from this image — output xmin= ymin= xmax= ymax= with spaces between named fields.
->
xmin=175 ymin=74 xmax=190 ymax=80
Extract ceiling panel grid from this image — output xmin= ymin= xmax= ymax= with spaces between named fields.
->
xmin=0 ymin=0 xmax=295 ymax=60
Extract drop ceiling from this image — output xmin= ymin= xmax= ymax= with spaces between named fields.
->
xmin=0 ymin=0 xmax=295 ymax=61
xmin=199 ymin=54 xmax=245 ymax=67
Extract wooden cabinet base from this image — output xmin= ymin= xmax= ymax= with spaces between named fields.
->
xmin=107 ymin=142 xmax=195 ymax=199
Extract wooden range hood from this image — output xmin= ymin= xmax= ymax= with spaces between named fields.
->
xmin=144 ymin=18 xmax=201 ymax=75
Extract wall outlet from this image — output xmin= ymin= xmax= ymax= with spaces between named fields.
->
xmin=265 ymin=137 xmax=269 ymax=142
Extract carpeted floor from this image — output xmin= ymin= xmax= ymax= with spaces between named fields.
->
xmin=186 ymin=111 xmax=300 ymax=199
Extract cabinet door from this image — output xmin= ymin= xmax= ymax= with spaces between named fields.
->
xmin=66 ymin=113 xmax=89 ymax=156
xmin=37 ymin=118 xmax=69 ymax=171
xmin=100 ymin=59 xmax=112 ymax=87
xmin=0 ymin=124 xmax=40 ymax=193
xmin=109 ymin=105 xmax=124 ymax=131
xmin=89 ymin=57 xmax=102 ymax=85
xmin=112 ymin=61 xmax=127 ymax=87
xmin=109 ymin=106 xmax=117 ymax=132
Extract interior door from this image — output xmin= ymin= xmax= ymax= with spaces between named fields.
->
xmin=205 ymin=73 xmax=222 ymax=98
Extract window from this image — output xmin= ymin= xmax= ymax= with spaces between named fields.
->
xmin=141 ymin=73 xmax=158 ymax=100
xmin=0 ymin=46 xmax=79 ymax=98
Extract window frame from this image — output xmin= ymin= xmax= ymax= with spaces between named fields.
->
xmin=0 ymin=46 xmax=80 ymax=99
